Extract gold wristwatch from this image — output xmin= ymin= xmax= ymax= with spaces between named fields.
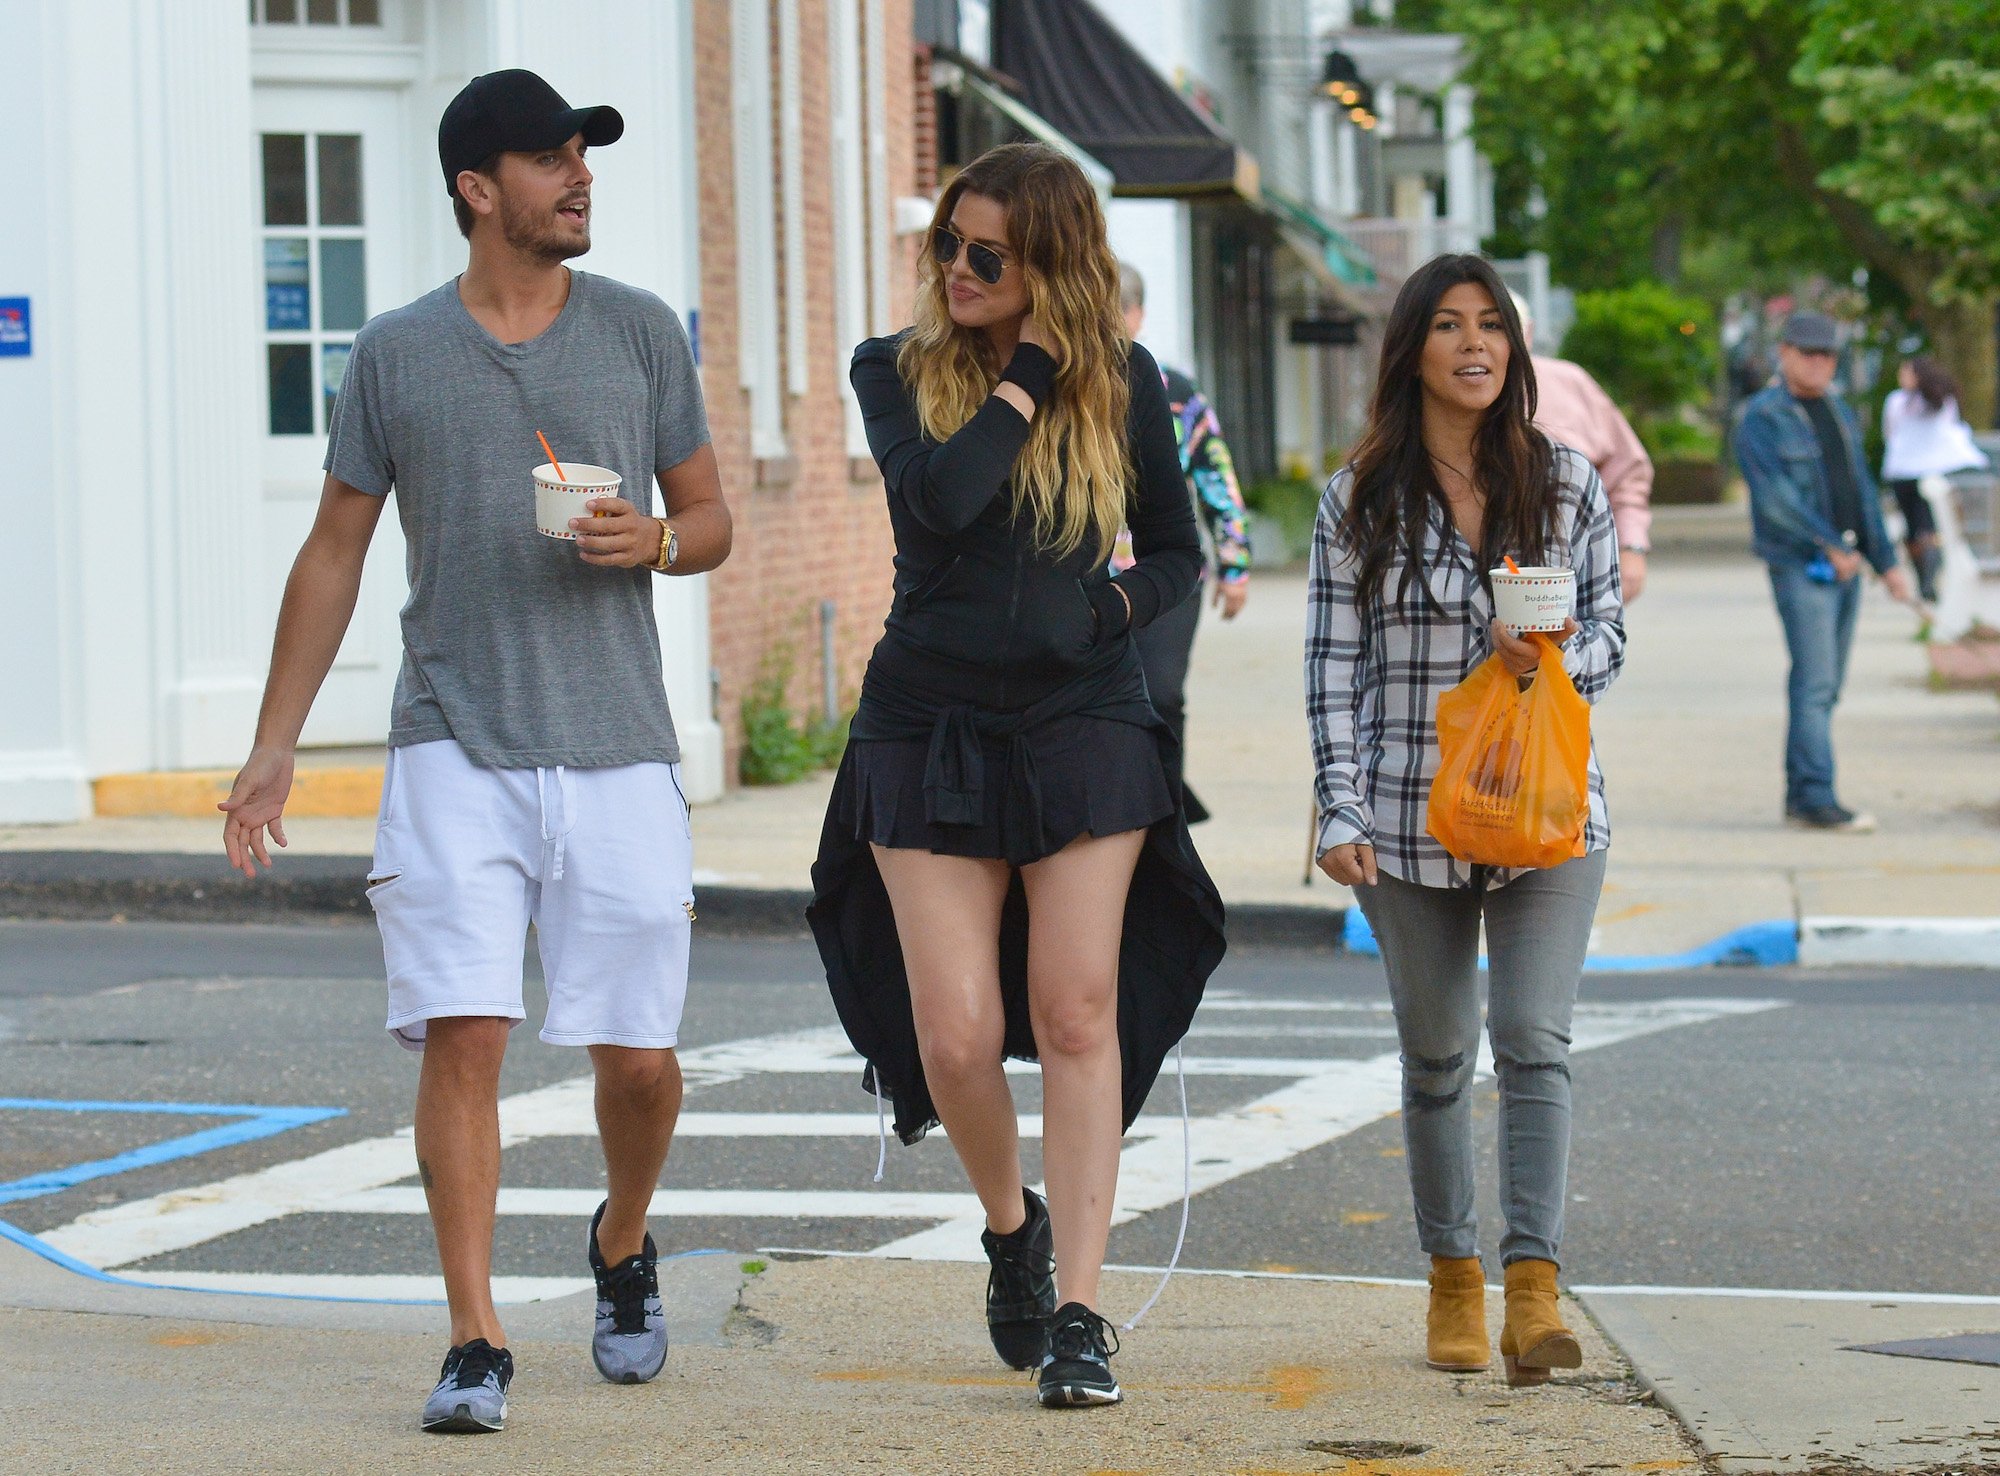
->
xmin=651 ymin=518 xmax=679 ymax=572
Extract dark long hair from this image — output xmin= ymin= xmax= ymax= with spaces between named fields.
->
xmin=1908 ymin=355 xmax=1958 ymax=414
xmin=1336 ymin=254 xmax=1556 ymax=612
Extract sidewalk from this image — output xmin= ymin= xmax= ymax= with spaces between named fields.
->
xmin=1581 ymin=1287 xmax=2000 ymax=1474
xmin=0 ymin=1233 xmax=1699 ymax=1476
xmin=6 ymin=539 xmax=1997 ymax=960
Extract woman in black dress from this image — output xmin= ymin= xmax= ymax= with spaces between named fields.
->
xmin=809 ymin=143 xmax=1224 ymax=1409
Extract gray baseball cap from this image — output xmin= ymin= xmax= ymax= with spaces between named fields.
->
xmin=1779 ymin=310 xmax=1839 ymax=353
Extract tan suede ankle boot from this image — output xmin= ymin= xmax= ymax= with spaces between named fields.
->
xmin=1425 ymin=1255 xmax=1490 ymax=1371
xmin=1500 ymin=1258 xmax=1581 ymax=1386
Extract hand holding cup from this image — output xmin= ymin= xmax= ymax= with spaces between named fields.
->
xmin=1490 ymin=617 xmax=1578 ymax=677
xmin=572 ymin=495 xmax=665 ymax=568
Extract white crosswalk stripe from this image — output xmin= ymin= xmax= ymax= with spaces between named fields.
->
xmin=34 ymin=994 xmax=1785 ymax=1292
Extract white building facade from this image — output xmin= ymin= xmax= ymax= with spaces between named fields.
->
xmin=1 ymin=0 xmax=719 ymax=824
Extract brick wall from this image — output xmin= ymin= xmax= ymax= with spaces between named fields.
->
xmin=697 ymin=0 xmax=918 ymax=786
xmin=912 ymin=43 xmax=936 ymax=193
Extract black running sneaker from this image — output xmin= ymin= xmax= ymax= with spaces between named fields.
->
xmin=980 ymin=1187 xmax=1055 ymax=1369
xmin=420 ymin=1338 xmax=513 ymax=1433
xmin=1038 ymin=1302 xmax=1122 ymax=1408
xmin=588 ymin=1199 xmax=669 ymax=1384
xmin=1786 ymin=802 xmax=1877 ymax=833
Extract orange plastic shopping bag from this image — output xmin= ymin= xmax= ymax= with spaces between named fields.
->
xmin=1426 ymin=635 xmax=1592 ymax=869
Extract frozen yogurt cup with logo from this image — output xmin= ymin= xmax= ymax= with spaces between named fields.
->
xmin=1489 ymin=565 xmax=1575 ymax=633
xmin=533 ymin=462 xmax=622 ymax=539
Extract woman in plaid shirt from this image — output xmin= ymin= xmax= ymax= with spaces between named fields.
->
xmin=1306 ymin=255 xmax=1625 ymax=1386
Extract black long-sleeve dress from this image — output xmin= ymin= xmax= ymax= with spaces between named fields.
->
xmin=807 ymin=332 xmax=1228 ymax=1145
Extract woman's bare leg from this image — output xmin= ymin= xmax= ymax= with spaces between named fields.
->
xmin=871 ymin=844 xmax=1025 ymax=1233
xmin=1020 ymin=828 xmax=1146 ymax=1309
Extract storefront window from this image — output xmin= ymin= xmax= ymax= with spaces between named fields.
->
xmin=250 ymin=0 xmax=381 ymax=24
xmin=259 ymin=131 xmax=367 ymax=435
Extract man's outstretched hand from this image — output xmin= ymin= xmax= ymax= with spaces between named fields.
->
xmin=220 ymin=746 xmax=295 ymax=878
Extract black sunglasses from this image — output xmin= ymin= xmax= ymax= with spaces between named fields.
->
xmin=932 ymin=225 xmax=1008 ymax=286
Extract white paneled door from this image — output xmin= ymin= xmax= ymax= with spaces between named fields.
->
xmin=252 ymin=85 xmax=410 ymax=745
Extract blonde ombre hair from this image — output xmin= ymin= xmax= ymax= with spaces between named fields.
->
xmin=898 ymin=144 xmax=1131 ymax=564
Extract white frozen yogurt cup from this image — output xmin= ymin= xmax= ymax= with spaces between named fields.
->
xmin=533 ymin=462 xmax=622 ymax=539
xmin=1490 ymin=565 xmax=1575 ymax=633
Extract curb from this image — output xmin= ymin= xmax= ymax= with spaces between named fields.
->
xmin=0 ymin=852 xmax=1353 ymax=948
xmin=1342 ymin=907 xmax=1801 ymax=971
xmin=1347 ymin=907 xmax=2000 ymax=972
xmin=0 ymin=852 xmax=820 ymax=936
xmin=92 ymin=767 xmax=384 ymax=820
xmin=0 ymin=851 xmax=377 ymax=923
xmin=9 ymin=853 xmax=1992 ymax=966
xmin=1800 ymin=914 xmax=2000 ymax=968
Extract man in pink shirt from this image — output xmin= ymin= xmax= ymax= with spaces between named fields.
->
xmin=1516 ymin=296 xmax=1655 ymax=598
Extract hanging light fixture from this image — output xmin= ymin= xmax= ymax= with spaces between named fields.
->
xmin=1321 ymin=48 xmax=1362 ymax=101
xmin=1346 ymin=81 xmax=1377 ymax=129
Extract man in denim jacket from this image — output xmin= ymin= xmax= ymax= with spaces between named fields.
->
xmin=1735 ymin=310 xmax=1910 ymax=832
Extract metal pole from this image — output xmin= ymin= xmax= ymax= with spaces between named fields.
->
xmin=819 ymin=599 xmax=838 ymax=724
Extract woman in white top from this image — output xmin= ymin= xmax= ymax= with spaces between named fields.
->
xmin=1882 ymin=356 xmax=1988 ymax=602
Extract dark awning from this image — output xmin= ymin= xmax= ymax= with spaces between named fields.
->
xmin=991 ymin=0 xmax=1256 ymax=198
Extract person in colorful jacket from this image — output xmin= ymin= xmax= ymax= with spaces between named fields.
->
xmin=1118 ymin=261 xmax=1252 ymax=822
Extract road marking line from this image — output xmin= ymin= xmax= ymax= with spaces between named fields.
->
xmin=767 ymin=1256 xmax=2000 ymax=1306
xmin=116 ymin=1272 xmax=596 ymax=1304
xmin=325 ymin=1187 xmax=982 ymax=1220
xmin=1184 ymin=1024 xmax=1400 ymax=1039
xmin=695 ymin=1050 xmax=1372 ymax=1078
xmin=866 ymin=997 xmax=1786 ymax=1260
xmin=0 ymin=1098 xmax=345 ymax=1207
xmin=32 ymin=998 xmax=1788 ymax=1282
xmin=1573 ymin=1284 xmax=2000 ymax=1305
xmin=518 ymin=1111 xmax=1185 ymax=1140
xmin=1197 ymin=996 xmax=1395 ymax=1014
xmin=36 ymin=1029 xmax=832 ymax=1270
xmin=761 ymin=1247 xmax=1433 ymax=1287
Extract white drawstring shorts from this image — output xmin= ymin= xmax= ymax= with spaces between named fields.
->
xmin=365 ymin=738 xmax=695 ymax=1052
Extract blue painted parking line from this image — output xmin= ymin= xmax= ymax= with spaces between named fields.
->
xmin=0 ymin=1217 xmax=734 ymax=1305
xmin=1341 ymin=909 xmax=1798 ymax=971
xmin=0 ymin=1097 xmax=346 ymax=1207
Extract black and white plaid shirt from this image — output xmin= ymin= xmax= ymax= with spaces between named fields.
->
xmin=1306 ymin=445 xmax=1626 ymax=890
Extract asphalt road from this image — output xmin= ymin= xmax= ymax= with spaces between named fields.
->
xmin=2 ymin=918 xmax=1996 ymax=1301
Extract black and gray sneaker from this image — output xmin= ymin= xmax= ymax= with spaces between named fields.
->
xmin=1038 ymin=1302 xmax=1122 ymax=1408
xmin=420 ymin=1338 xmax=513 ymax=1433
xmin=1786 ymin=803 xmax=1877 ymax=833
xmin=588 ymin=1199 xmax=669 ymax=1384
xmin=980 ymin=1187 xmax=1056 ymax=1369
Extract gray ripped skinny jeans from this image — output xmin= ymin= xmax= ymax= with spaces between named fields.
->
xmin=1354 ymin=849 xmax=1606 ymax=1267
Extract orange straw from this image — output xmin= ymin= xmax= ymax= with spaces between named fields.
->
xmin=1503 ymin=555 xmax=1522 ymax=574
xmin=536 ymin=430 xmax=567 ymax=483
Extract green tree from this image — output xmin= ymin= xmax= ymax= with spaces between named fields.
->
xmin=1559 ymin=284 xmax=1717 ymax=452
xmin=1799 ymin=0 xmax=2000 ymax=424
xmin=1399 ymin=0 xmax=2000 ymax=424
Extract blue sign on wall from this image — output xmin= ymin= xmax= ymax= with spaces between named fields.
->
xmin=0 ymin=298 xmax=29 ymax=357
xmin=265 ymin=284 xmax=310 ymax=331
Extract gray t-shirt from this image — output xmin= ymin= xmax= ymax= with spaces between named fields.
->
xmin=324 ymin=271 xmax=709 ymax=768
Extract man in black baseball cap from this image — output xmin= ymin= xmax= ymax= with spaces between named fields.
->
xmin=224 ymin=59 xmax=730 ymax=1436
xmin=439 ymin=69 xmax=623 ymax=246
xmin=440 ymin=68 xmax=623 ymax=194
